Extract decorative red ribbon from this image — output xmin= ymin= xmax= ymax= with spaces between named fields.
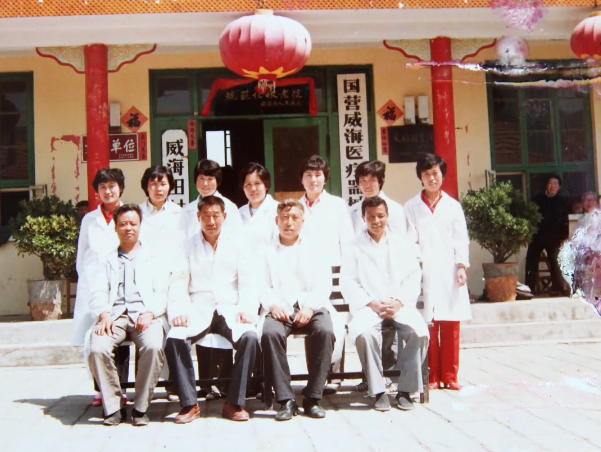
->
xmin=201 ymin=77 xmax=318 ymax=117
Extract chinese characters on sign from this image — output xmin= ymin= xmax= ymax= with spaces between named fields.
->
xmin=377 ymin=100 xmax=403 ymax=126
xmin=214 ymin=83 xmax=310 ymax=116
xmin=188 ymin=120 xmax=197 ymax=150
xmin=121 ymin=106 xmax=148 ymax=133
xmin=82 ymin=133 xmax=139 ymax=162
xmin=162 ymin=130 xmax=189 ymax=207
xmin=381 ymin=127 xmax=390 ymax=156
xmin=337 ymin=74 xmax=370 ymax=206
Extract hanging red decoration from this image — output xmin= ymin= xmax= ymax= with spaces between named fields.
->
xmin=571 ymin=12 xmax=601 ymax=60
xmin=219 ymin=9 xmax=312 ymax=95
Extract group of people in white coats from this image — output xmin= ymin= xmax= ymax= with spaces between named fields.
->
xmin=71 ymin=151 xmax=471 ymax=427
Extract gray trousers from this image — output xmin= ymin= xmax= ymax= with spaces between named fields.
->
xmin=165 ymin=311 xmax=258 ymax=408
xmin=356 ymin=320 xmax=428 ymax=397
xmin=88 ymin=314 xmax=165 ymax=415
xmin=262 ymin=307 xmax=335 ymax=402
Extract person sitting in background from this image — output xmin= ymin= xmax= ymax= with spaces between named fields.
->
xmin=576 ymin=191 xmax=601 ymax=231
xmin=76 ymin=200 xmax=90 ymax=220
xmin=525 ymin=175 xmax=570 ymax=296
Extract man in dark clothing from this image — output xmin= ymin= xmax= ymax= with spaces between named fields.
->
xmin=525 ymin=175 xmax=570 ymax=296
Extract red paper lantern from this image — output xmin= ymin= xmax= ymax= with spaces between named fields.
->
xmin=219 ymin=9 xmax=312 ymax=94
xmin=571 ymin=12 xmax=601 ymax=60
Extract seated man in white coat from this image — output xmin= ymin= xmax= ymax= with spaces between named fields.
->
xmin=341 ymin=196 xmax=429 ymax=411
xmin=259 ymin=199 xmax=336 ymax=421
xmin=166 ymin=196 xmax=259 ymax=424
xmin=181 ymin=159 xmax=243 ymax=240
xmin=88 ymin=204 xmax=168 ymax=426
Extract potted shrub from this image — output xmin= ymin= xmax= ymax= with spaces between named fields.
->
xmin=461 ymin=182 xmax=542 ymax=302
xmin=9 ymin=195 xmax=80 ymax=320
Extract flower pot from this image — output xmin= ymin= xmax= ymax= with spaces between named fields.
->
xmin=482 ymin=263 xmax=519 ymax=303
xmin=27 ymin=280 xmax=63 ymax=321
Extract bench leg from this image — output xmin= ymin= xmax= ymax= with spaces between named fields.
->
xmin=421 ymin=348 xmax=430 ymax=404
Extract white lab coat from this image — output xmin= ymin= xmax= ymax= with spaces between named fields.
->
xmin=340 ymin=231 xmax=429 ymax=342
xmin=139 ymin=199 xmax=185 ymax=270
xmin=349 ymin=191 xmax=407 ymax=236
xmin=71 ymin=206 xmax=120 ymax=346
xmin=238 ymin=194 xmax=279 ymax=255
xmin=180 ymin=191 xmax=243 ymax=241
xmin=405 ymin=192 xmax=471 ymax=322
xmin=167 ymin=233 xmax=258 ymax=344
xmin=256 ymin=236 xmax=345 ymax=362
xmin=83 ymin=245 xmax=171 ymax=363
xmin=300 ymin=190 xmax=354 ymax=267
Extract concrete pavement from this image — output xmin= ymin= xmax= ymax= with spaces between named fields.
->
xmin=2 ymin=343 xmax=601 ymax=452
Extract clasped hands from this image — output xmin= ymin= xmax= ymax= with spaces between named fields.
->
xmin=171 ymin=312 xmax=255 ymax=328
xmin=270 ymin=305 xmax=313 ymax=328
xmin=369 ymin=299 xmax=403 ymax=319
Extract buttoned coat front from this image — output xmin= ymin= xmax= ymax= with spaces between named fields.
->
xmin=340 ymin=231 xmax=429 ymax=342
xmin=404 ymin=192 xmax=472 ymax=322
xmin=238 ymin=194 xmax=279 ymax=255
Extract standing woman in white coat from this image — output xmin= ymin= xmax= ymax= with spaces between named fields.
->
xmin=71 ymin=168 xmax=129 ymax=406
xmin=238 ymin=163 xmax=279 ymax=254
xmin=405 ymin=154 xmax=471 ymax=391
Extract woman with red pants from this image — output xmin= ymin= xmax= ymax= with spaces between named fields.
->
xmin=405 ymin=154 xmax=471 ymax=391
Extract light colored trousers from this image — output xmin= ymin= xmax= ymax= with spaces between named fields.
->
xmin=88 ymin=314 xmax=165 ymax=415
xmin=356 ymin=320 xmax=428 ymax=397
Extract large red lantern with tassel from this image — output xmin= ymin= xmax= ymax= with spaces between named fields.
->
xmin=219 ymin=9 xmax=312 ymax=94
xmin=571 ymin=12 xmax=601 ymax=60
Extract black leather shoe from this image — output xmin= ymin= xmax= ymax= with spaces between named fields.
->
xmin=103 ymin=407 xmax=126 ymax=426
xmin=302 ymin=398 xmax=326 ymax=419
xmin=275 ymin=399 xmax=299 ymax=422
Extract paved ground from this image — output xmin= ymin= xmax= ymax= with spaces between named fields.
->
xmin=2 ymin=343 xmax=601 ymax=452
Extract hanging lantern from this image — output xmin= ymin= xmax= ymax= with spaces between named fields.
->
xmin=495 ymin=36 xmax=529 ymax=66
xmin=571 ymin=12 xmax=601 ymax=60
xmin=219 ymin=9 xmax=312 ymax=95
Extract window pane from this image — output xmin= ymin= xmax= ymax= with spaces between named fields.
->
xmin=496 ymin=173 xmax=524 ymax=194
xmin=527 ymin=131 xmax=554 ymax=164
xmin=560 ymin=130 xmax=588 ymax=163
xmin=0 ymin=146 xmax=29 ymax=180
xmin=0 ymin=80 xmax=27 ymax=112
xmin=492 ymin=100 xmax=522 ymax=165
xmin=272 ymin=126 xmax=319 ymax=193
xmin=156 ymin=77 xmax=191 ymax=114
xmin=0 ymin=113 xmax=27 ymax=147
xmin=558 ymin=97 xmax=585 ymax=130
xmin=491 ymin=84 xmax=518 ymax=101
xmin=0 ymin=190 xmax=29 ymax=226
xmin=525 ymin=99 xmax=552 ymax=131
xmin=205 ymin=131 xmax=226 ymax=167
xmin=563 ymin=171 xmax=591 ymax=199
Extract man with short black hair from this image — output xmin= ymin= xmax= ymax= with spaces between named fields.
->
xmin=181 ymin=159 xmax=243 ymax=240
xmin=88 ymin=204 xmax=169 ymax=426
xmin=342 ymin=196 xmax=428 ymax=411
xmin=166 ymin=195 xmax=259 ymax=424
xmin=259 ymin=199 xmax=336 ymax=421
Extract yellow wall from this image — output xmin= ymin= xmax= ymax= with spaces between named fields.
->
xmin=0 ymin=40 xmax=596 ymax=314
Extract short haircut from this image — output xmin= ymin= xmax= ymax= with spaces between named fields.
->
xmin=197 ymin=195 xmax=225 ymax=214
xmin=92 ymin=168 xmax=125 ymax=194
xmin=361 ymin=195 xmax=388 ymax=216
xmin=114 ymin=204 xmax=142 ymax=223
xmin=415 ymin=153 xmax=447 ymax=180
xmin=239 ymin=162 xmax=271 ymax=192
xmin=277 ymin=199 xmax=304 ymax=216
xmin=140 ymin=166 xmax=175 ymax=197
xmin=581 ymin=191 xmax=598 ymax=202
xmin=299 ymin=155 xmax=330 ymax=182
xmin=548 ymin=174 xmax=562 ymax=186
xmin=75 ymin=200 xmax=89 ymax=208
xmin=194 ymin=159 xmax=222 ymax=186
xmin=355 ymin=160 xmax=386 ymax=189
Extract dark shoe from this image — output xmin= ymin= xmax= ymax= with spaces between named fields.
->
xmin=275 ymin=399 xmax=299 ymax=422
xmin=131 ymin=409 xmax=150 ymax=426
xmin=103 ymin=408 xmax=126 ymax=426
xmin=222 ymin=401 xmax=249 ymax=422
xmin=322 ymin=383 xmax=340 ymax=396
xmin=396 ymin=392 xmax=415 ymax=411
xmin=175 ymin=404 xmax=201 ymax=424
xmin=352 ymin=381 xmax=369 ymax=392
xmin=429 ymin=381 xmax=440 ymax=390
xmin=443 ymin=382 xmax=463 ymax=391
xmin=374 ymin=392 xmax=391 ymax=412
xmin=302 ymin=397 xmax=326 ymax=419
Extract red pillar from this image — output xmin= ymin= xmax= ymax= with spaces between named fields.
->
xmin=84 ymin=44 xmax=110 ymax=210
xmin=430 ymin=37 xmax=459 ymax=200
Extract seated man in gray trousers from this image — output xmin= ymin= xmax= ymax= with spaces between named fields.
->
xmin=166 ymin=195 xmax=259 ymax=424
xmin=88 ymin=204 xmax=169 ymax=426
xmin=341 ymin=196 xmax=429 ymax=411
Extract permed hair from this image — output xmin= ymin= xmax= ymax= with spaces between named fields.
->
xmin=415 ymin=154 xmax=447 ymax=180
xmin=194 ymin=159 xmax=222 ymax=186
xmin=355 ymin=160 xmax=386 ymax=190
xmin=239 ymin=162 xmax=272 ymax=192
xmin=92 ymin=168 xmax=125 ymax=194
xmin=140 ymin=166 xmax=175 ymax=197
xmin=299 ymin=155 xmax=330 ymax=183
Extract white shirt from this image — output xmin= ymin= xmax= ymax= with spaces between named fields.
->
xmin=349 ymin=191 xmax=407 ymax=236
xmin=139 ymin=199 xmax=184 ymax=270
xmin=239 ymin=194 xmax=279 ymax=255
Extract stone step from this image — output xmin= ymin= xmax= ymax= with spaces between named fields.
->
xmin=461 ymin=318 xmax=601 ymax=344
xmin=0 ymin=319 xmax=73 ymax=345
xmin=468 ymin=297 xmax=597 ymax=325
xmin=0 ymin=343 xmax=82 ymax=367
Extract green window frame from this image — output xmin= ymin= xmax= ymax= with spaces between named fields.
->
xmin=487 ymin=63 xmax=595 ymax=199
xmin=149 ymin=66 xmax=377 ymax=198
xmin=0 ymin=72 xmax=35 ymax=189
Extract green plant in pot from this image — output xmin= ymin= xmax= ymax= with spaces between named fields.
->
xmin=460 ymin=182 xmax=542 ymax=302
xmin=9 ymin=195 xmax=80 ymax=320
